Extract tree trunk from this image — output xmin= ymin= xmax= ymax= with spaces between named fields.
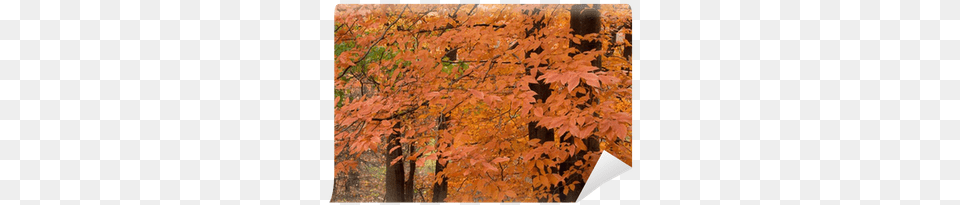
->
xmin=431 ymin=83 xmax=452 ymax=202
xmin=432 ymin=159 xmax=448 ymax=202
xmin=405 ymin=143 xmax=416 ymax=202
xmin=559 ymin=4 xmax=603 ymax=202
xmin=332 ymin=135 xmax=362 ymax=202
xmin=331 ymin=152 xmax=348 ymax=201
xmin=385 ymin=122 xmax=406 ymax=202
xmin=521 ymin=7 xmax=558 ymax=202
xmin=623 ymin=23 xmax=632 ymax=59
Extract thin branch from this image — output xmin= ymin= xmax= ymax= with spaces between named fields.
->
xmin=398 ymin=23 xmax=506 ymax=34
xmin=336 ymin=5 xmax=409 ymax=80
xmin=442 ymin=60 xmax=520 ymax=65
xmin=370 ymin=101 xmax=429 ymax=121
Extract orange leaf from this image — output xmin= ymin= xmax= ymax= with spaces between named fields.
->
xmin=547 ymin=174 xmax=558 ymax=185
xmin=390 ymin=155 xmax=403 ymax=166
xmin=527 ymin=138 xmax=541 ymax=146
xmin=504 ymin=190 xmax=517 ymax=198
xmin=567 ymin=78 xmax=579 ymax=92
xmin=539 ymin=175 xmax=550 ymax=187
xmin=469 ymin=89 xmax=484 ymax=99
xmin=486 ymin=95 xmax=502 ymax=102
xmin=574 ymin=137 xmax=586 ymax=150
xmin=520 ymin=103 xmax=533 ymax=116
xmin=581 ymin=72 xmax=600 ymax=87
xmin=613 ymin=123 xmax=627 ymax=138
xmin=482 ymin=162 xmax=497 ymax=171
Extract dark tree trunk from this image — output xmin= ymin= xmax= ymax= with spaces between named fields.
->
xmin=432 ymin=160 xmax=448 ymax=202
xmin=524 ymin=8 xmax=549 ymax=143
xmin=521 ymin=7 xmax=558 ymax=202
xmin=431 ymin=88 xmax=452 ymax=202
xmin=444 ymin=47 xmax=458 ymax=61
xmin=430 ymin=18 xmax=459 ymax=201
xmin=405 ymin=143 xmax=416 ymax=202
xmin=385 ymin=123 xmax=406 ymax=202
xmin=559 ymin=4 xmax=603 ymax=202
xmin=623 ymin=24 xmax=632 ymax=59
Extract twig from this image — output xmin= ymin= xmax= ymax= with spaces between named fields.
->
xmin=336 ymin=5 xmax=409 ymax=80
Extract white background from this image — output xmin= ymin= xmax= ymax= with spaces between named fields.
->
xmin=1 ymin=0 xmax=958 ymax=205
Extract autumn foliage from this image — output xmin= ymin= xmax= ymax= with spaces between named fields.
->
xmin=332 ymin=4 xmax=632 ymax=202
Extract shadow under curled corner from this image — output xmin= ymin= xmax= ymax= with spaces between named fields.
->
xmin=578 ymin=150 xmax=632 ymax=202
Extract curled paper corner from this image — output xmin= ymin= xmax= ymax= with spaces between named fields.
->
xmin=576 ymin=150 xmax=632 ymax=202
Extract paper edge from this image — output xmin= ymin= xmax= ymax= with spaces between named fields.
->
xmin=576 ymin=150 xmax=632 ymax=202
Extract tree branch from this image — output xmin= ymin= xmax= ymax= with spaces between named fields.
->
xmin=397 ymin=23 xmax=506 ymax=34
xmin=442 ymin=60 xmax=520 ymax=65
xmin=336 ymin=5 xmax=409 ymax=80
xmin=371 ymin=101 xmax=429 ymax=121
